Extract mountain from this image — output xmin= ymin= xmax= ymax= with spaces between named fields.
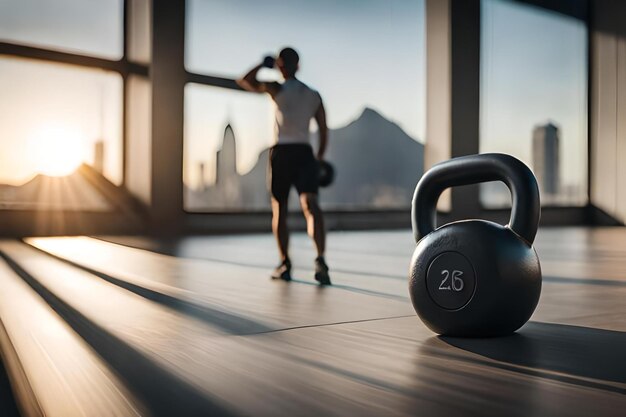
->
xmin=185 ymin=107 xmax=424 ymax=211
xmin=322 ymin=107 xmax=424 ymax=208
xmin=0 ymin=169 xmax=111 ymax=210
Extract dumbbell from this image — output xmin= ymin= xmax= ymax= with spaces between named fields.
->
xmin=409 ymin=153 xmax=542 ymax=337
xmin=262 ymin=55 xmax=276 ymax=68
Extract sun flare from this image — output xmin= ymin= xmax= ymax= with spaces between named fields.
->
xmin=28 ymin=125 xmax=87 ymax=177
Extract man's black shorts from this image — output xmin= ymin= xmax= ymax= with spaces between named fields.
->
xmin=269 ymin=144 xmax=318 ymax=202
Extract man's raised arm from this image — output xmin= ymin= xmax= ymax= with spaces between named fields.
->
xmin=237 ymin=62 xmax=280 ymax=96
xmin=237 ymin=63 xmax=264 ymax=92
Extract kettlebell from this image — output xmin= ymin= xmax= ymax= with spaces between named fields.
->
xmin=318 ymin=160 xmax=336 ymax=188
xmin=409 ymin=153 xmax=541 ymax=337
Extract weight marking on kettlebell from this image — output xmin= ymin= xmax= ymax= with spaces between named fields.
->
xmin=438 ymin=270 xmax=464 ymax=292
xmin=426 ymin=252 xmax=476 ymax=310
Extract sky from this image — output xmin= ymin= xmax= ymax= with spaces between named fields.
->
xmin=185 ymin=0 xmax=426 ymax=140
xmin=0 ymin=0 xmax=588 ymax=206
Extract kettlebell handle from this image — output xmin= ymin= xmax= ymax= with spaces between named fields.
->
xmin=412 ymin=153 xmax=540 ymax=244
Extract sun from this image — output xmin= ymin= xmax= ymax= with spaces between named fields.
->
xmin=28 ymin=125 xmax=87 ymax=177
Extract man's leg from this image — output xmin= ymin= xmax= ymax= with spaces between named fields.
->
xmin=271 ymin=196 xmax=290 ymax=261
xmin=269 ymin=146 xmax=293 ymax=281
xmin=300 ymin=193 xmax=331 ymax=285
xmin=299 ymin=193 xmax=325 ymax=257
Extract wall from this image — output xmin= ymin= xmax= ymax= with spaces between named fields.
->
xmin=590 ymin=0 xmax=626 ymax=222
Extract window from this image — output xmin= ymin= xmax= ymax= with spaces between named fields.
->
xmin=0 ymin=57 xmax=123 ymax=210
xmin=185 ymin=0 xmax=426 ymax=211
xmin=480 ymin=0 xmax=588 ymax=207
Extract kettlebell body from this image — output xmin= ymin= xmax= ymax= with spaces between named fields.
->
xmin=409 ymin=153 xmax=542 ymax=337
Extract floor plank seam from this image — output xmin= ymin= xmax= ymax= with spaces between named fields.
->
xmin=247 ymin=314 xmax=416 ymax=336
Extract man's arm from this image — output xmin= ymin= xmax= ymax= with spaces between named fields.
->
xmin=237 ymin=63 xmax=280 ymax=96
xmin=314 ymin=100 xmax=328 ymax=160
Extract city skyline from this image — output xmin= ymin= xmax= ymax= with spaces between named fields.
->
xmin=185 ymin=106 xmax=424 ymax=211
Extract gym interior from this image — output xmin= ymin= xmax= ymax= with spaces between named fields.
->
xmin=0 ymin=0 xmax=625 ymax=416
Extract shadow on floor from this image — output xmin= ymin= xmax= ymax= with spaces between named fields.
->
xmin=0 ymin=354 xmax=20 ymax=417
xmin=99 ymin=236 xmax=626 ymax=286
xmin=439 ymin=321 xmax=626 ymax=393
xmin=0 ymin=251 xmax=238 ymax=417
xmin=23 ymin=243 xmax=274 ymax=335
xmin=95 ymin=236 xmax=407 ymax=281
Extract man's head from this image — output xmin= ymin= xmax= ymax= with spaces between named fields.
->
xmin=277 ymin=47 xmax=299 ymax=78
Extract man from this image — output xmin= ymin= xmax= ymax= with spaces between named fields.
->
xmin=238 ymin=47 xmax=331 ymax=285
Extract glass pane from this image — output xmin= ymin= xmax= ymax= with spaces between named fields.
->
xmin=185 ymin=0 xmax=426 ymax=211
xmin=0 ymin=0 xmax=123 ymax=59
xmin=480 ymin=0 xmax=588 ymax=207
xmin=0 ymin=57 xmax=123 ymax=210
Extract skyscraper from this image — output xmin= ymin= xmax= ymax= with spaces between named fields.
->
xmin=216 ymin=124 xmax=237 ymax=184
xmin=532 ymin=122 xmax=560 ymax=197
xmin=215 ymin=123 xmax=241 ymax=204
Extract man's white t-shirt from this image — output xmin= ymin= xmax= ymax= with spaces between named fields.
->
xmin=273 ymin=78 xmax=321 ymax=145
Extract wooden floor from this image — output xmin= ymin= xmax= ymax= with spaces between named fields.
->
xmin=0 ymin=227 xmax=625 ymax=416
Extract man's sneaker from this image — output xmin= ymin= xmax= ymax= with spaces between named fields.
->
xmin=314 ymin=256 xmax=332 ymax=286
xmin=271 ymin=259 xmax=292 ymax=281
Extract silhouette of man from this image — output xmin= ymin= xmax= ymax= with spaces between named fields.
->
xmin=238 ymin=47 xmax=331 ymax=285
